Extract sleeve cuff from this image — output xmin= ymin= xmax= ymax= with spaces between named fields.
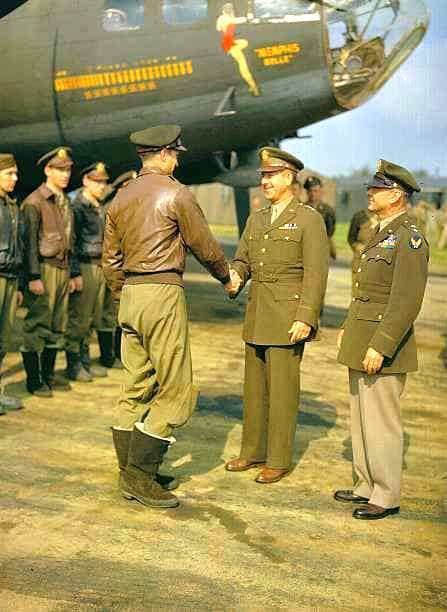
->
xmin=370 ymin=330 xmax=398 ymax=358
xmin=295 ymin=305 xmax=319 ymax=330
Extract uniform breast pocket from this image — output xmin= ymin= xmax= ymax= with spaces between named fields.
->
xmin=39 ymin=231 xmax=63 ymax=258
xmin=366 ymin=251 xmax=394 ymax=283
xmin=272 ymin=231 xmax=302 ymax=261
xmin=355 ymin=302 xmax=385 ymax=322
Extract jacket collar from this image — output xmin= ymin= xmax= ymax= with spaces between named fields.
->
xmin=138 ymin=166 xmax=167 ymax=177
xmin=0 ymin=192 xmax=16 ymax=206
xmin=263 ymin=198 xmax=300 ymax=231
xmin=363 ymin=212 xmax=409 ymax=251
xmin=38 ymin=182 xmax=57 ymax=201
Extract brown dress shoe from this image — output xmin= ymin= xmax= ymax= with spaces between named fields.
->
xmin=334 ymin=489 xmax=369 ymax=504
xmin=353 ymin=504 xmax=400 ymax=520
xmin=255 ymin=467 xmax=289 ymax=484
xmin=225 ymin=458 xmax=265 ymax=472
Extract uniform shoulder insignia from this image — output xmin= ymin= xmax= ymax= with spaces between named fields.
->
xmin=409 ymin=232 xmax=423 ymax=249
xmin=303 ymin=204 xmax=317 ymax=212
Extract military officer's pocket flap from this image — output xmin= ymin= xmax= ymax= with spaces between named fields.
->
xmin=356 ymin=303 xmax=385 ymax=322
xmin=368 ymin=252 xmax=393 ymax=264
xmin=274 ymin=286 xmax=300 ymax=301
xmin=271 ymin=229 xmax=302 ymax=242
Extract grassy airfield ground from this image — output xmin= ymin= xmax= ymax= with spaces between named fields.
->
xmin=0 ymin=250 xmax=446 ymax=611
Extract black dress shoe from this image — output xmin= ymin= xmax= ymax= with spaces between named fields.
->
xmin=353 ymin=504 xmax=400 ymax=520
xmin=334 ymin=489 xmax=369 ymax=504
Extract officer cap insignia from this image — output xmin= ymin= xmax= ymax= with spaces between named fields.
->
xmin=97 ymin=162 xmax=106 ymax=173
xmin=261 ymin=150 xmax=270 ymax=161
xmin=58 ymin=148 xmax=68 ymax=159
xmin=409 ymin=233 xmax=423 ymax=249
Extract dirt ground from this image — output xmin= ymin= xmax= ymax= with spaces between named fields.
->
xmin=0 ymin=257 xmax=446 ymax=611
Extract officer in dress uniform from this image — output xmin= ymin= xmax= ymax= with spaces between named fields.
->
xmin=65 ymin=162 xmax=118 ymax=382
xmin=304 ymin=176 xmax=337 ymax=260
xmin=226 ymin=147 xmax=329 ymax=483
xmin=20 ymin=147 xmax=82 ymax=397
xmin=0 ymin=154 xmax=24 ymax=414
xmin=335 ymin=160 xmax=429 ymax=520
xmin=103 ymin=125 xmax=232 ymax=509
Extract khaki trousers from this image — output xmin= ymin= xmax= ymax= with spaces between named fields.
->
xmin=116 ymin=284 xmax=198 ymax=437
xmin=22 ymin=264 xmax=69 ymax=352
xmin=0 ymin=276 xmax=18 ymax=354
xmin=240 ymin=343 xmax=304 ymax=470
xmin=66 ymin=263 xmax=116 ymax=352
xmin=349 ymin=369 xmax=406 ymax=508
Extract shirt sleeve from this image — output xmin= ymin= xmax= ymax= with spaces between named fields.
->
xmin=173 ymin=186 xmax=230 ymax=284
xmin=21 ymin=203 xmax=41 ymax=280
xmin=369 ymin=233 xmax=429 ymax=357
xmin=295 ymin=211 xmax=329 ymax=329
xmin=102 ymin=205 xmax=125 ymax=301
xmin=231 ymin=216 xmax=252 ymax=287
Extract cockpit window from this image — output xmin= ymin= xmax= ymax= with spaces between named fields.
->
xmin=253 ymin=0 xmax=317 ymax=21
xmin=162 ymin=0 xmax=208 ymax=26
xmin=102 ymin=0 xmax=144 ymax=32
xmin=325 ymin=0 xmax=429 ymax=109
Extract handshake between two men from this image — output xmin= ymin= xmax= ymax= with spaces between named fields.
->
xmin=224 ymin=268 xmax=311 ymax=344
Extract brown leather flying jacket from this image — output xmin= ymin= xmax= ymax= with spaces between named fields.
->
xmin=21 ymin=183 xmax=79 ymax=280
xmin=102 ymin=167 xmax=230 ymax=299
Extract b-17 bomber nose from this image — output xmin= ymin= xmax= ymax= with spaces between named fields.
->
xmin=324 ymin=0 xmax=429 ymax=109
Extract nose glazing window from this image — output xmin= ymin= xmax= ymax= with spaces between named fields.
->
xmin=102 ymin=0 xmax=144 ymax=32
xmin=325 ymin=0 xmax=429 ymax=108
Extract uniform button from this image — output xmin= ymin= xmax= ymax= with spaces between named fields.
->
xmin=261 ymin=248 xmax=266 ymax=253
xmin=294 ymin=294 xmax=299 ymax=299
xmin=259 ymin=262 xmax=264 ymax=266
xmin=357 ymin=268 xmax=362 ymax=273
xmin=352 ymin=298 xmax=355 ymax=302
xmin=355 ymin=282 xmax=359 ymax=288
xmin=285 ymin=236 xmax=290 ymax=241
xmin=378 ymin=314 xmax=383 ymax=320
xmin=264 ymin=234 xmax=269 ymax=239
xmin=376 ymin=254 xmax=380 ymax=258
xmin=361 ymin=254 xmax=366 ymax=259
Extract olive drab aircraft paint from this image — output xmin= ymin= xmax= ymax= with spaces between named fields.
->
xmin=0 ymin=0 xmax=429 ymax=225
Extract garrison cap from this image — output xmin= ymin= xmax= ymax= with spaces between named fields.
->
xmin=112 ymin=170 xmax=138 ymax=190
xmin=258 ymin=147 xmax=304 ymax=174
xmin=130 ymin=124 xmax=187 ymax=154
xmin=37 ymin=147 xmax=73 ymax=169
xmin=81 ymin=161 xmax=110 ymax=181
xmin=304 ymin=175 xmax=322 ymax=190
xmin=0 ymin=154 xmax=17 ymax=171
xmin=367 ymin=159 xmax=421 ymax=195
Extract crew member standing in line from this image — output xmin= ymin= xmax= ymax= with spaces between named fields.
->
xmin=65 ymin=162 xmax=116 ymax=382
xmin=20 ymin=147 xmax=82 ymax=396
xmin=0 ymin=154 xmax=24 ymax=413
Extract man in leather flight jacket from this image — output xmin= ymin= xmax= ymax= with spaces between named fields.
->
xmin=103 ymin=124 xmax=232 ymax=509
xmin=65 ymin=162 xmax=119 ymax=382
xmin=0 ymin=154 xmax=24 ymax=414
xmin=20 ymin=147 xmax=82 ymax=397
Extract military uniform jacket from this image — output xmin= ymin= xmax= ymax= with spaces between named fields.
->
xmin=0 ymin=193 xmax=22 ymax=279
xmin=338 ymin=213 xmax=429 ymax=373
xmin=72 ymin=190 xmax=105 ymax=263
xmin=21 ymin=183 xmax=80 ymax=279
xmin=232 ymin=199 xmax=329 ymax=346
